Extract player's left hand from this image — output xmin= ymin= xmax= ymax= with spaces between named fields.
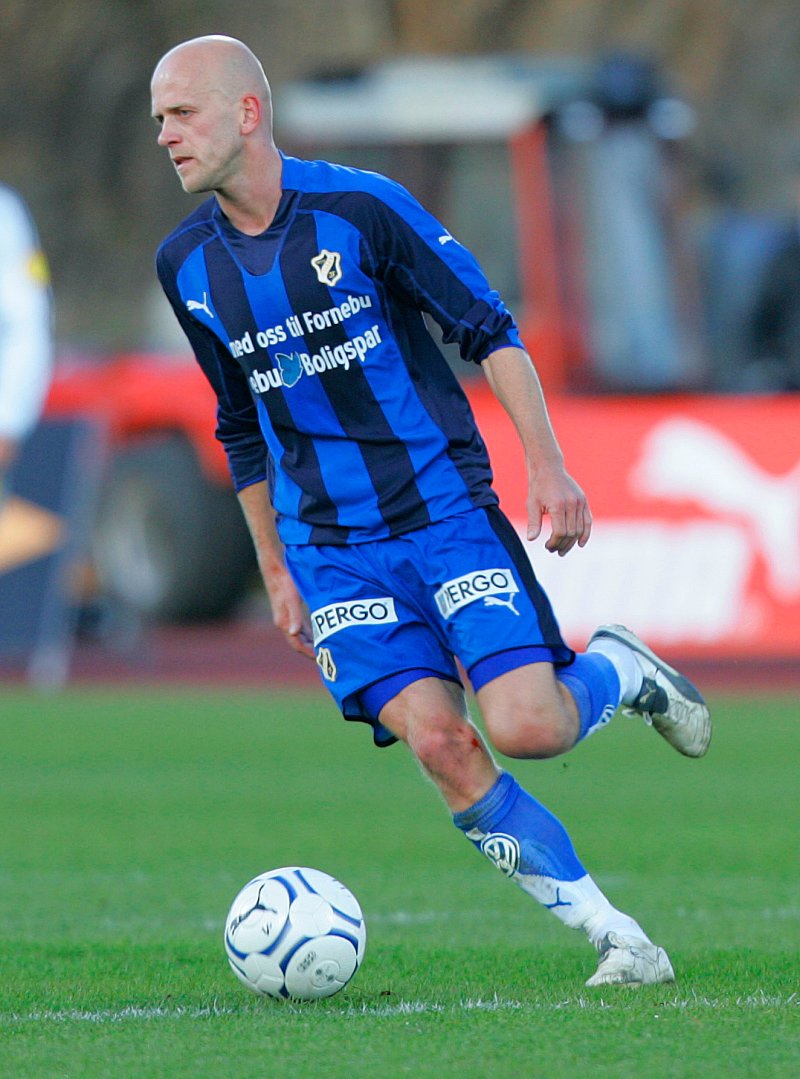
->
xmin=526 ymin=465 xmax=592 ymax=556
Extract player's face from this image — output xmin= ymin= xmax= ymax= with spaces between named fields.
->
xmin=151 ymin=68 xmax=244 ymax=195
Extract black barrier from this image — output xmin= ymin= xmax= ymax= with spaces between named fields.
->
xmin=0 ymin=418 xmax=103 ymax=686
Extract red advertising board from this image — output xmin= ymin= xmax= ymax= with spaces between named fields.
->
xmin=468 ymin=387 xmax=800 ymax=660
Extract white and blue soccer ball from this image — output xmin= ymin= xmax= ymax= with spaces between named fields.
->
xmin=223 ymin=866 xmax=367 ymax=1000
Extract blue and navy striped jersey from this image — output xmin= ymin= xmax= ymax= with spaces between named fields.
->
xmin=156 ymin=152 xmax=523 ymax=545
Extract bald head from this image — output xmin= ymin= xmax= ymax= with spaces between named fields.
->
xmin=151 ymin=35 xmax=283 ymax=208
xmin=152 ymin=35 xmax=273 ymax=133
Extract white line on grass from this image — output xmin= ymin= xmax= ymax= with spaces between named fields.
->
xmin=2 ymin=991 xmax=797 ymax=1025
xmin=2 ymin=1005 xmax=238 ymax=1024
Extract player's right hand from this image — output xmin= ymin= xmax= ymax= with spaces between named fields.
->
xmin=263 ymin=567 xmax=316 ymax=659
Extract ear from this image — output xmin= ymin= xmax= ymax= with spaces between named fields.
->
xmin=240 ymin=93 xmax=261 ymax=134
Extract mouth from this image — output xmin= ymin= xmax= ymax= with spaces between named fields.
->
xmin=172 ymin=156 xmax=193 ymax=171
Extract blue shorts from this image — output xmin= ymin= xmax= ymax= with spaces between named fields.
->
xmin=284 ymin=506 xmax=572 ymax=746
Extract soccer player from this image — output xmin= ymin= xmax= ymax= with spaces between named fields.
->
xmin=0 ymin=184 xmax=53 ymax=503
xmin=151 ymin=36 xmax=711 ymax=987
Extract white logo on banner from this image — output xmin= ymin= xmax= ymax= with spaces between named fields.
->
xmin=521 ymin=417 xmax=800 ymax=645
xmin=631 ymin=417 xmax=800 ymax=601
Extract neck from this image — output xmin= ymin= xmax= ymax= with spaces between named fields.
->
xmin=216 ymin=145 xmax=283 ymax=235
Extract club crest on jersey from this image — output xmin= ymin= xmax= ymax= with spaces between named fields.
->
xmin=311 ymin=249 xmax=343 ymax=286
xmin=434 ymin=568 xmax=520 ymax=620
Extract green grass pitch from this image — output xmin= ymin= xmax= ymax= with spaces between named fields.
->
xmin=0 ymin=685 xmax=797 ymax=1078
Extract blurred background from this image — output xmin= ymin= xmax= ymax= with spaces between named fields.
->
xmin=2 ymin=0 xmax=800 ymax=683
xmin=3 ymin=0 xmax=800 ymax=364
xmin=1 ymin=0 xmax=798 ymax=364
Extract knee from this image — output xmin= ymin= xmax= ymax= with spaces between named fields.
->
xmin=477 ymin=666 xmax=579 ymax=761
xmin=408 ymin=714 xmax=483 ymax=776
xmin=486 ymin=701 xmax=575 ymax=759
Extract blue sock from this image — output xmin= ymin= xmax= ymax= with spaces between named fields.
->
xmin=453 ymin=771 xmax=585 ymax=882
xmin=556 ymin=652 xmax=621 ymax=743
xmin=455 ymin=772 xmax=647 ymax=940
xmin=453 ymin=772 xmax=648 ymax=943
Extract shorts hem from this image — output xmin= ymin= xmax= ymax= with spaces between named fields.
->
xmin=342 ymin=666 xmax=462 ymax=747
xmin=468 ymin=644 xmax=575 ymax=693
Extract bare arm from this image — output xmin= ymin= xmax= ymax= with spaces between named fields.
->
xmin=237 ymin=480 xmax=315 ymax=658
xmin=482 ymin=346 xmax=591 ymax=556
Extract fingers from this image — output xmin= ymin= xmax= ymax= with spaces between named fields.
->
xmin=285 ymin=623 xmax=316 ymax=660
xmin=526 ymin=505 xmax=543 ymax=542
xmin=543 ymin=498 xmax=592 ymax=556
xmin=527 ymin=468 xmax=592 ymax=557
xmin=266 ymin=574 xmax=316 ymax=660
xmin=272 ymin=598 xmax=315 ymax=659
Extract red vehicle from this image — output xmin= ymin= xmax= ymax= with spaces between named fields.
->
xmin=46 ymin=352 xmax=255 ymax=621
xmin=46 ymin=55 xmax=702 ymax=622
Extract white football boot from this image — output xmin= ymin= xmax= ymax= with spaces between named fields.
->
xmin=589 ymin=624 xmax=712 ymax=758
xmin=586 ymin=932 xmax=675 ymax=988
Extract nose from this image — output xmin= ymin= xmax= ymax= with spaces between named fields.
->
xmin=157 ymin=117 xmax=179 ymax=147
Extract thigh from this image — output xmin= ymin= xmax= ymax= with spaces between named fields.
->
xmin=476 ymin=661 xmax=579 ymax=758
xmin=378 ymin=676 xmax=499 ymax=811
xmin=377 ymin=675 xmax=470 ymax=743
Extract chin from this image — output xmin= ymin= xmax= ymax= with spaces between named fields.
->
xmin=174 ymin=165 xmax=207 ymax=194
xmin=181 ymin=176 xmax=210 ymax=195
